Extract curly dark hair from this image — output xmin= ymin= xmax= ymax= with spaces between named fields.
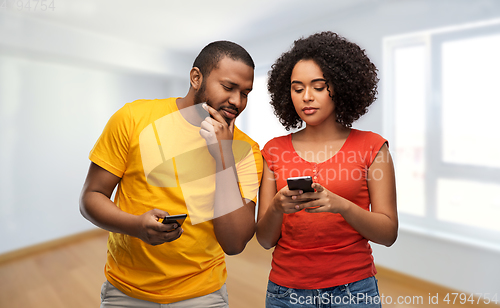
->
xmin=268 ymin=31 xmax=378 ymax=129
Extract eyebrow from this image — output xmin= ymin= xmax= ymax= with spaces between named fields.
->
xmin=291 ymin=78 xmax=327 ymax=85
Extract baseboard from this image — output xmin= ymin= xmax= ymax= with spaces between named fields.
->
xmin=376 ymin=266 xmax=500 ymax=307
xmin=377 ymin=265 xmax=450 ymax=290
xmin=0 ymin=228 xmax=108 ymax=265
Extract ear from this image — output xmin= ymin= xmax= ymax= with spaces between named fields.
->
xmin=190 ymin=67 xmax=203 ymax=90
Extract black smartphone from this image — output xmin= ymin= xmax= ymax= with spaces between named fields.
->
xmin=162 ymin=214 xmax=187 ymax=230
xmin=287 ymin=176 xmax=314 ymax=192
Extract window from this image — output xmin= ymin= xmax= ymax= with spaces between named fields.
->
xmin=243 ymin=75 xmax=289 ymax=147
xmin=384 ymin=21 xmax=500 ymax=246
xmin=392 ymin=45 xmax=426 ymax=217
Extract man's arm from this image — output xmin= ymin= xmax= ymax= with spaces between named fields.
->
xmin=199 ymin=104 xmax=258 ymax=255
xmin=212 ymin=154 xmax=256 ymax=255
xmin=79 ymin=162 xmax=183 ymax=246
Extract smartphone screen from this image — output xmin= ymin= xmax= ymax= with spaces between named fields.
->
xmin=287 ymin=176 xmax=314 ymax=192
xmin=162 ymin=214 xmax=187 ymax=228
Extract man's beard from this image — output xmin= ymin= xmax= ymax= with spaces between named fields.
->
xmin=193 ymin=80 xmax=217 ymax=122
xmin=194 ymin=79 xmax=207 ymax=106
xmin=193 ymin=81 xmax=236 ymax=125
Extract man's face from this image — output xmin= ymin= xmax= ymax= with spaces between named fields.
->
xmin=194 ymin=57 xmax=254 ymax=124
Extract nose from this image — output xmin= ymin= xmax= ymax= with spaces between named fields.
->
xmin=303 ymin=87 xmax=313 ymax=102
xmin=228 ymin=93 xmax=242 ymax=110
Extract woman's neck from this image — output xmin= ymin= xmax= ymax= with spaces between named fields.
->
xmin=294 ymin=119 xmax=350 ymax=143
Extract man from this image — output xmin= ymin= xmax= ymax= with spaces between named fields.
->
xmin=80 ymin=41 xmax=263 ymax=307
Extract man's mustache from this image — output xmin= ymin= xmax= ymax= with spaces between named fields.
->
xmin=218 ymin=105 xmax=239 ymax=115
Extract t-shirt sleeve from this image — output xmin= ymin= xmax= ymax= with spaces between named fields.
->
xmin=235 ymin=141 xmax=263 ymax=204
xmin=261 ymin=138 xmax=277 ymax=172
xmin=89 ymin=104 xmax=131 ymax=177
xmin=365 ymin=131 xmax=389 ymax=167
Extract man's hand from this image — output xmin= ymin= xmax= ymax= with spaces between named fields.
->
xmin=199 ymin=103 xmax=235 ymax=166
xmin=134 ymin=209 xmax=184 ymax=246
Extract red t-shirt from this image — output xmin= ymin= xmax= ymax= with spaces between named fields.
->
xmin=261 ymin=129 xmax=388 ymax=289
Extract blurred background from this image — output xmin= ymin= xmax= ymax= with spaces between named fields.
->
xmin=1 ymin=0 xmax=499 ymax=299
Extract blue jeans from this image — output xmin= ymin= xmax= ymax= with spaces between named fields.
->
xmin=266 ymin=276 xmax=382 ymax=308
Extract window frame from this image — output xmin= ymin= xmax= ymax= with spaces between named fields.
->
xmin=383 ymin=21 xmax=500 ymax=250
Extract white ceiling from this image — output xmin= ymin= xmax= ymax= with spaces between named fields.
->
xmin=6 ymin=0 xmax=369 ymax=57
xmin=5 ymin=0 xmax=500 ymax=75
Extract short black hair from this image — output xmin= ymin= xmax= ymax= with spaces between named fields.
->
xmin=268 ymin=31 xmax=379 ymax=129
xmin=193 ymin=41 xmax=255 ymax=77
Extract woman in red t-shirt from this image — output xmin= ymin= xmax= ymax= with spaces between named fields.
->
xmin=256 ymin=32 xmax=398 ymax=308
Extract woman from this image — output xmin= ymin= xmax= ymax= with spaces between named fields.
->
xmin=256 ymin=31 xmax=398 ymax=307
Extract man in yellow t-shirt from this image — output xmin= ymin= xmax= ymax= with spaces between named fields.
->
xmin=80 ymin=41 xmax=263 ymax=307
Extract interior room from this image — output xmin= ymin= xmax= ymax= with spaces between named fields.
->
xmin=1 ymin=0 xmax=499 ymax=307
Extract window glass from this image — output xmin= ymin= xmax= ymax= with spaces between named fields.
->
xmin=393 ymin=45 xmax=426 ymax=216
xmin=441 ymin=34 xmax=500 ymax=168
xmin=437 ymin=178 xmax=500 ymax=232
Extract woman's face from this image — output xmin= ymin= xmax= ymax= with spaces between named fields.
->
xmin=290 ymin=59 xmax=335 ymax=127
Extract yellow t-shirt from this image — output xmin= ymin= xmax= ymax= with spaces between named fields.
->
xmin=89 ymin=97 xmax=263 ymax=304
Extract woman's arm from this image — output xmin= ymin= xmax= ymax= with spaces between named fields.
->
xmin=300 ymin=144 xmax=398 ymax=246
xmin=256 ymin=161 xmax=283 ymax=249
xmin=256 ymin=159 xmax=305 ymax=249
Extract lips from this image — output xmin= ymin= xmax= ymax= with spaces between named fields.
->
xmin=221 ymin=107 xmax=238 ymax=119
xmin=302 ymin=107 xmax=318 ymax=115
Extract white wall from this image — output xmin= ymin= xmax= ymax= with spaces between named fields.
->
xmin=0 ymin=13 xmax=189 ymax=254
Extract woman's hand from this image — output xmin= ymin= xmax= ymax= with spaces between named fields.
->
xmin=272 ymin=185 xmax=318 ymax=214
xmin=292 ymin=183 xmax=349 ymax=214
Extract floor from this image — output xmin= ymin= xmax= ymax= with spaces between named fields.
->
xmin=0 ymin=231 xmax=497 ymax=308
